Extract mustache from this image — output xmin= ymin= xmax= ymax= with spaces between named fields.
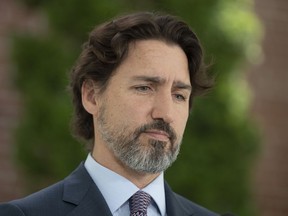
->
xmin=134 ymin=120 xmax=177 ymax=142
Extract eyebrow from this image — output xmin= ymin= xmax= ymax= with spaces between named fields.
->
xmin=174 ymin=81 xmax=192 ymax=92
xmin=131 ymin=75 xmax=192 ymax=92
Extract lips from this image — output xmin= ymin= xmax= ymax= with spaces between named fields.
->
xmin=143 ymin=129 xmax=170 ymax=142
xmin=135 ymin=120 xmax=177 ymax=144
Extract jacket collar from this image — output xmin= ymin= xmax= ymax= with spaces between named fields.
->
xmin=165 ymin=182 xmax=195 ymax=216
xmin=61 ymin=162 xmax=196 ymax=216
xmin=63 ymin=162 xmax=112 ymax=216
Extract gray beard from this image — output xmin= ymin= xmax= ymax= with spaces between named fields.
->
xmin=96 ymin=106 xmax=181 ymax=174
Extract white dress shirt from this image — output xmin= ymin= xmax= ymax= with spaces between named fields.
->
xmin=84 ymin=154 xmax=166 ymax=216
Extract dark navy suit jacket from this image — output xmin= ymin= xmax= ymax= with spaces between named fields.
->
xmin=0 ymin=163 xmax=219 ymax=216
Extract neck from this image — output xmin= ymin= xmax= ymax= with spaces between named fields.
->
xmin=91 ymin=144 xmax=160 ymax=189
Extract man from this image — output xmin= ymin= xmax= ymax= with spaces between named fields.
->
xmin=0 ymin=11 xmax=218 ymax=216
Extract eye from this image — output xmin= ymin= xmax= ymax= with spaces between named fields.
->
xmin=135 ymin=86 xmax=152 ymax=92
xmin=174 ymin=94 xmax=187 ymax=102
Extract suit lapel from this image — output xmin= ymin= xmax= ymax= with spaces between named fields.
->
xmin=62 ymin=163 xmax=113 ymax=216
xmin=165 ymin=182 xmax=195 ymax=216
xmin=66 ymin=188 xmax=112 ymax=216
xmin=60 ymin=163 xmax=199 ymax=216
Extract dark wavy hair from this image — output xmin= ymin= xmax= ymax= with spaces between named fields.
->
xmin=69 ymin=11 xmax=213 ymax=145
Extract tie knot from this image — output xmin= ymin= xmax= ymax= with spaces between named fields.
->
xmin=129 ymin=191 xmax=152 ymax=216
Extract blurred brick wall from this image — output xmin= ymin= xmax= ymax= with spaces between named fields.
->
xmin=0 ymin=0 xmax=22 ymax=201
xmin=0 ymin=0 xmax=45 ymax=201
xmin=249 ymin=0 xmax=288 ymax=216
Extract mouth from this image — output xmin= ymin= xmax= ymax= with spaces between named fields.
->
xmin=143 ymin=129 xmax=170 ymax=142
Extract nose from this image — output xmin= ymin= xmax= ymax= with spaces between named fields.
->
xmin=151 ymin=94 xmax=174 ymax=124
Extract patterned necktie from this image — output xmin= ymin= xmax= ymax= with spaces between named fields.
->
xmin=129 ymin=190 xmax=152 ymax=216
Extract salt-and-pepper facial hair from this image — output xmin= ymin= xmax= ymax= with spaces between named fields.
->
xmin=96 ymin=104 xmax=182 ymax=174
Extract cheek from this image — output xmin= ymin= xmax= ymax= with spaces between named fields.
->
xmin=109 ymin=98 xmax=149 ymax=128
xmin=125 ymin=103 xmax=149 ymax=126
xmin=174 ymin=112 xmax=189 ymax=136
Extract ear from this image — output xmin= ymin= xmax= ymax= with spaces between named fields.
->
xmin=81 ymin=80 xmax=98 ymax=115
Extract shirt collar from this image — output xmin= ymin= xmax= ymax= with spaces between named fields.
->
xmin=142 ymin=172 xmax=166 ymax=216
xmin=84 ymin=153 xmax=166 ymax=215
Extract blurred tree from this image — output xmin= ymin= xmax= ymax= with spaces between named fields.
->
xmin=13 ymin=0 xmax=261 ymax=215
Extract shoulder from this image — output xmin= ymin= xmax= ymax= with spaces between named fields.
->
xmin=0 ymin=163 xmax=91 ymax=216
xmin=173 ymin=192 xmax=219 ymax=216
xmin=0 ymin=180 xmax=73 ymax=216
xmin=0 ymin=202 xmax=25 ymax=216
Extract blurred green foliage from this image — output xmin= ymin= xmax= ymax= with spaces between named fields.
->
xmin=13 ymin=0 xmax=262 ymax=215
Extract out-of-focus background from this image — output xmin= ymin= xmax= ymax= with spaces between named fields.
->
xmin=0 ymin=0 xmax=287 ymax=215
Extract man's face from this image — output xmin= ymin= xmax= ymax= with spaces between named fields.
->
xmin=94 ymin=39 xmax=191 ymax=174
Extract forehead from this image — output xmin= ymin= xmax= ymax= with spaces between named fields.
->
xmin=114 ymin=39 xmax=190 ymax=85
